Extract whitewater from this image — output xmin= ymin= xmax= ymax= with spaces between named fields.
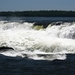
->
xmin=0 ymin=21 xmax=75 ymax=60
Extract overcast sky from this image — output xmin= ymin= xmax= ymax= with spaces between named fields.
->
xmin=0 ymin=0 xmax=75 ymax=11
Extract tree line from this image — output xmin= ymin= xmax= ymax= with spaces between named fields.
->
xmin=0 ymin=10 xmax=75 ymax=17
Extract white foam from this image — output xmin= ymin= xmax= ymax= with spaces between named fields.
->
xmin=0 ymin=21 xmax=75 ymax=60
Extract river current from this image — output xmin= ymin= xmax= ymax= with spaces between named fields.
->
xmin=0 ymin=17 xmax=75 ymax=75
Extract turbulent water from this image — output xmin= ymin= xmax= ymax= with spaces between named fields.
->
xmin=0 ymin=21 xmax=75 ymax=60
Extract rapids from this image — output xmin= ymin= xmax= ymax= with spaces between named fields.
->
xmin=0 ymin=21 xmax=75 ymax=60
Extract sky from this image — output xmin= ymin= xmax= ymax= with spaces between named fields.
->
xmin=0 ymin=0 xmax=75 ymax=11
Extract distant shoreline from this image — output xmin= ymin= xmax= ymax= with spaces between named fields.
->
xmin=0 ymin=10 xmax=75 ymax=17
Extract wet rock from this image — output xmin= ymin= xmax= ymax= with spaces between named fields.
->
xmin=51 ymin=21 xmax=63 ymax=26
xmin=0 ymin=46 xmax=14 ymax=52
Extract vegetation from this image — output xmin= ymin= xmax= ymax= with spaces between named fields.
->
xmin=0 ymin=10 xmax=75 ymax=17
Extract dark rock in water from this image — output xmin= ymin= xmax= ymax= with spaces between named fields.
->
xmin=33 ymin=21 xmax=50 ymax=28
xmin=0 ymin=46 xmax=14 ymax=52
xmin=55 ymin=21 xmax=63 ymax=25
xmin=51 ymin=21 xmax=63 ymax=26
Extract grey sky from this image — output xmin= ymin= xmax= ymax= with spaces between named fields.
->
xmin=0 ymin=0 xmax=75 ymax=11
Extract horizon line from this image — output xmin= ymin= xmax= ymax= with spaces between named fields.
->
xmin=0 ymin=10 xmax=75 ymax=12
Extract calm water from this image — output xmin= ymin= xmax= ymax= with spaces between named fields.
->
xmin=0 ymin=17 xmax=75 ymax=22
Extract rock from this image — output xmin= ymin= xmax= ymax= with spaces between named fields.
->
xmin=0 ymin=46 xmax=14 ymax=52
